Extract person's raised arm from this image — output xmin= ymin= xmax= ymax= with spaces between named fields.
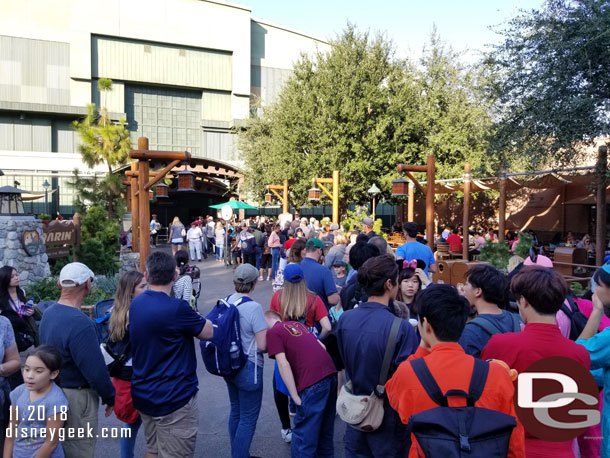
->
xmin=577 ymin=293 xmax=604 ymax=340
xmin=275 ymin=352 xmax=301 ymax=405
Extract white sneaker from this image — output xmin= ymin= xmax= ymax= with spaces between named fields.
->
xmin=281 ymin=428 xmax=292 ymax=443
xmin=258 ymin=276 xmax=264 ymax=281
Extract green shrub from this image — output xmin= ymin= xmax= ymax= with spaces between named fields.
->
xmin=480 ymin=242 xmax=511 ymax=270
xmin=26 ymin=277 xmax=61 ymax=303
xmin=340 ymin=208 xmax=384 ymax=238
xmin=514 ymin=231 xmax=535 ymax=259
xmin=76 ymin=239 xmax=119 ymax=275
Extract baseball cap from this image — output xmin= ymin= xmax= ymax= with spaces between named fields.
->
xmin=332 ymin=259 xmax=346 ymax=268
xmin=283 ymin=264 xmax=304 ymax=283
xmin=59 ymin=262 xmax=94 ymax=288
xmin=300 ymin=217 xmax=308 ymax=223
xmin=234 ymin=264 xmax=259 ymax=284
xmin=361 ymin=217 xmax=374 ymax=226
xmin=330 ymin=223 xmax=339 ymax=231
xmin=306 ymin=238 xmax=324 ymax=249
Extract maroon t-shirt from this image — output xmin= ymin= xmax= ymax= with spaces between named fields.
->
xmin=267 ymin=321 xmax=336 ymax=392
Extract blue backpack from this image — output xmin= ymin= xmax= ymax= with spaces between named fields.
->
xmin=407 ymin=358 xmax=516 ymax=458
xmin=200 ymin=295 xmax=252 ymax=377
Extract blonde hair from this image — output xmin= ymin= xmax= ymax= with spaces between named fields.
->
xmin=279 ymin=279 xmax=312 ymax=321
xmin=172 ymin=216 xmax=181 ymax=225
xmin=507 ymin=255 xmax=524 ymax=273
xmin=334 ymin=233 xmax=348 ymax=245
xmin=109 ymin=271 xmax=144 ymax=342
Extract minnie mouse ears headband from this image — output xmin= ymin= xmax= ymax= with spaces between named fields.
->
xmin=403 ymin=259 xmax=417 ymax=270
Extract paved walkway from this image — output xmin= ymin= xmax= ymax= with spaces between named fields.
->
xmin=94 ymin=250 xmax=347 ymax=457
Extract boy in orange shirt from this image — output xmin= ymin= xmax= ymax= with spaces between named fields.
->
xmin=386 ymin=284 xmax=525 ymax=457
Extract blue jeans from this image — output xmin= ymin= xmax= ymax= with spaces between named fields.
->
xmin=292 ymin=374 xmax=337 ymax=458
xmin=255 ymin=248 xmax=262 ymax=269
xmin=120 ymin=417 xmax=142 ymax=458
xmin=216 ymin=245 xmax=224 ymax=260
xmin=271 ymin=247 xmax=281 ymax=279
xmin=224 ymin=360 xmax=264 ymax=458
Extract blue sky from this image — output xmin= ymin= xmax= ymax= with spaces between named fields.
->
xmin=245 ymin=0 xmax=545 ymax=61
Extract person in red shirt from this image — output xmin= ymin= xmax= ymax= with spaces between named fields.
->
xmin=447 ymin=228 xmax=462 ymax=253
xmin=269 ymin=264 xmax=331 ymax=339
xmin=386 ymin=284 xmax=525 ymax=458
xmin=266 ymin=309 xmax=337 ymax=457
xmin=481 ymin=266 xmax=591 ymax=458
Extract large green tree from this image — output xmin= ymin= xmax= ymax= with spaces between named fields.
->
xmin=490 ymin=0 xmax=610 ymax=167
xmin=239 ymin=26 xmax=495 ymax=212
xmin=73 ymin=78 xmax=131 ymax=218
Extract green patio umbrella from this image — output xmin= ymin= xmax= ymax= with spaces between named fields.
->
xmin=209 ymin=200 xmax=257 ymax=210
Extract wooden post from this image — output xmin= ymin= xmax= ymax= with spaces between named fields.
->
xmin=73 ymin=213 xmax=81 ymax=262
xmin=498 ymin=169 xmax=506 ymax=242
xmin=462 ymin=163 xmax=471 ymax=260
xmin=283 ymin=179 xmax=289 ymax=214
xmin=596 ymin=145 xmax=608 ymax=266
xmin=332 ymin=170 xmax=339 ymax=225
xmin=137 ymin=137 xmax=150 ymax=272
xmin=130 ymin=161 xmax=139 ymax=252
xmin=426 ymin=155 xmax=435 ymax=251
xmin=408 ymin=182 xmax=414 ymax=221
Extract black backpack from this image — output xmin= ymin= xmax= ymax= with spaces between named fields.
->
xmin=408 ymin=358 xmax=516 ymax=458
xmin=561 ymin=296 xmax=589 ymax=340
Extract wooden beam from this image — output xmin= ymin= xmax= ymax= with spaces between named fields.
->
xmin=408 ymin=182 xmax=414 ymax=221
xmin=130 ymin=162 xmax=139 ymax=252
xmin=144 ymin=159 xmax=181 ymax=191
xmin=498 ymin=169 xmax=506 ymax=242
xmin=462 ymin=163 xmax=471 ymax=260
xmin=397 ymin=164 xmax=428 ymax=173
xmin=596 ymin=145 xmax=608 ymax=266
xmin=404 ymin=172 xmax=425 ymax=194
xmin=317 ymin=182 xmax=333 ymax=201
xmin=426 ymin=155 xmax=435 ymax=251
xmin=270 ymin=188 xmax=283 ymax=201
xmin=130 ymin=150 xmax=190 ymax=161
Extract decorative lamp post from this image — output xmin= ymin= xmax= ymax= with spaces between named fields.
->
xmin=391 ymin=177 xmax=409 ymax=196
xmin=177 ymin=168 xmax=195 ymax=192
xmin=0 ymin=186 xmax=26 ymax=216
xmin=368 ymin=183 xmax=381 ymax=219
xmin=308 ymin=183 xmax=321 ymax=201
xmin=155 ymin=182 xmax=169 ymax=198
xmin=42 ymin=179 xmax=50 ymax=215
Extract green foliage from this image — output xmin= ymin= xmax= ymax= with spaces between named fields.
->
xmin=514 ymin=231 xmax=535 ymax=259
xmin=340 ymin=208 xmax=384 ymax=237
xmin=76 ymin=205 xmax=120 ymax=275
xmin=240 ymin=26 xmax=494 ymax=212
xmin=490 ymin=0 xmax=610 ymax=167
xmin=571 ymin=281 xmax=585 ymax=297
xmin=72 ymin=79 xmax=131 ymax=218
xmin=479 ymin=242 xmax=511 ymax=270
xmin=49 ymin=257 xmax=70 ymax=276
xmin=93 ymin=276 xmax=119 ymax=297
xmin=37 ymin=214 xmax=51 ymax=221
xmin=69 ymin=170 xmax=125 ymax=219
xmin=26 ymin=277 xmax=60 ymax=304
xmin=26 ymin=275 xmax=116 ymax=306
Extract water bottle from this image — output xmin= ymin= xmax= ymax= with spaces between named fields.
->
xmin=229 ymin=341 xmax=241 ymax=370
xmin=24 ymin=298 xmax=34 ymax=309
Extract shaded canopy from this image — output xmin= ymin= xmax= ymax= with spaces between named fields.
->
xmin=209 ymin=200 xmax=257 ymax=210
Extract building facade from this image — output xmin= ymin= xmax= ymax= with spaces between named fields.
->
xmin=0 ymin=0 xmax=329 ymax=217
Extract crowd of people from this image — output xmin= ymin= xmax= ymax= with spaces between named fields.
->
xmin=1 ymin=217 xmax=610 ymax=458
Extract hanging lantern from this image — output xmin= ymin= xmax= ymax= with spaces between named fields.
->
xmin=392 ymin=177 xmax=409 ymax=196
xmin=149 ymin=190 xmax=154 ymax=200
xmin=265 ymin=192 xmax=272 ymax=203
xmin=177 ymin=169 xmax=195 ymax=192
xmin=308 ymin=186 xmax=321 ymax=201
xmin=156 ymin=182 xmax=169 ymax=198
